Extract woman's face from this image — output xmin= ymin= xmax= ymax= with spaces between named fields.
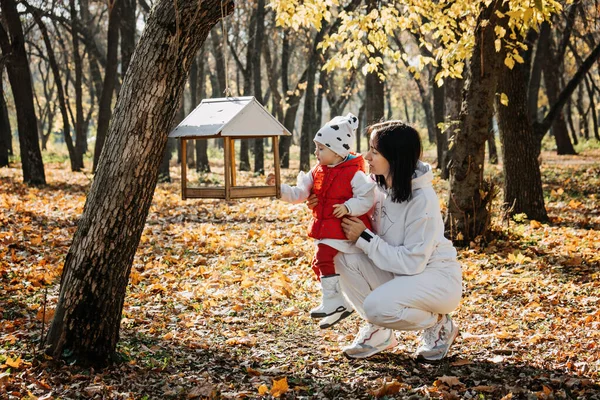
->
xmin=365 ymin=133 xmax=390 ymax=178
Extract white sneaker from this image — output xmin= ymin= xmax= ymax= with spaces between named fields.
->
xmin=310 ymin=275 xmax=348 ymax=318
xmin=342 ymin=323 xmax=398 ymax=359
xmin=319 ymin=309 xmax=354 ymax=329
xmin=415 ymin=314 xmax=459 ymax=362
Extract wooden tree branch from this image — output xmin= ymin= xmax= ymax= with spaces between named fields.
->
xmin=534 ymin=41 xmax=600 ymax=139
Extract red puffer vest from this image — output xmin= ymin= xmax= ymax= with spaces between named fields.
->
xmin=309 ymin=154 xmax=373 ymax=240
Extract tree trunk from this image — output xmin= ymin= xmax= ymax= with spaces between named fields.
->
xmin=356 ymin=102 xmax=365 ymax=153
xmin=94 ymin=0 xmax=122 ymax=172
xmin=447 ymin=0 xmax=507 ymax=242
xmin=44 ymin=0 xmax=232 ymax=366
xmin=300 ymin=49 xmax=318 ymax=171
xmin=158 ymin=137 xmax=175 ymax=183
xmin=120 ymin=0 xmax=136 ymax=77
xmin=527 ymin=22 xmax=548 ymax=123
xmin=365 ymin=70 xmax=384 ymax=126
xmin=0 ymin=0 xmax=45 ymax=184
xmin=0 ymin=71 xmax=12 ymax=167
xmin=441 ymin=78 xmax=462 ymax=181
xmin=540 ymin=30 xmax=576 ymax=154
xmin=432 ymin=79 xmax=447 ymax=173
xmin=28 ymin=5 xmax=79 ymax=171
xmin=252 ymin=0 xmax=265 ymax=174
xmin=70 ymin=0 xmax=86 ymax=170
xmin=487 ymin=118 xmax=498 ymax=164
xmin=497 ymin=61 xmax=548 ymax=221
xmin=585 ymin=76 xmax=597 ymax=143
xmin=195 ymin=47 xmax=210 ymax=172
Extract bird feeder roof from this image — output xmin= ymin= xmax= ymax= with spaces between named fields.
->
xmin=169 ymin=96 xmax=292 ymax=138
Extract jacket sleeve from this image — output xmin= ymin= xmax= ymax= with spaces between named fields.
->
xmin=344 ymin=171 xmax=376 ymax=216
xmin=280 ymin=169 xmax=314 ymax=204
xmin=355 ymin=195 xmax=438 ymax=275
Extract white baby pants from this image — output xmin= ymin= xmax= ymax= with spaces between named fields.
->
xmin=335 ymin=252 xmax=463 ymax=331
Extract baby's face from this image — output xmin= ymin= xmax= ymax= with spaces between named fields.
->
xmin=314 ymin=141 xmax=343 ymax=166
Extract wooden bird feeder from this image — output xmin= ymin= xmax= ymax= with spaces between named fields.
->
xmin=168 ymin=96 xmax=291 ymax=200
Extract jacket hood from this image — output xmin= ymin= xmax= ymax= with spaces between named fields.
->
xmin=412 ymin=161 xmax=433 ymax=191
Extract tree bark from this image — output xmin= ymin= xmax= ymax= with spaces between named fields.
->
xmin=447 ymin=0 xmax=507 ymax=242
xmin=194 ymin=47 xmax=210 ymax=172
xmin=365 ymin=69 xmax=384 ymax=126
xmin=120 ymin=0 xmax=137 ymax=77
xmin=93 ymin=0 xmax=122 ymax=172
xmin=527 ymin=22 xmax=548 ymax=123
xmin=44 ymin=0 xmax=232 ymax=365
xmin=487 ymin=118 xmax=498 ymax=164
xmin=252 ymin=0 xmax=265 ymax=174
xmin=497 ymin=61 xmax=548 ymax=221
xmin=0 ymin=0 xmax=46 ymax=184
xmin=432 ymin=79 xmax=448 ymax=173
xmin=69 ymin=0 xmax=86 ymax=170
xmin=442 ymin=77 xmax=461 ymax=177
xmin=28 ymin=5 xmax=79 ymax=171
xmin=0 ymin=70 xmax=12 ymax=167
xmin=300 ymin=43 xmax=319 ymax=171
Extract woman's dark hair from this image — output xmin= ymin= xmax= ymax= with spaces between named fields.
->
xmin=367 ymin=121 xmax=422 ymax=203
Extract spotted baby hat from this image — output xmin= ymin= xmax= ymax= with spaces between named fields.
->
xmin=314 ymin=113 xmax=359 ymax=158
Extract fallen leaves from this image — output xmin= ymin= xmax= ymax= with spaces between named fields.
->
xmin=1 ymin=154 xmax=600 ymax=399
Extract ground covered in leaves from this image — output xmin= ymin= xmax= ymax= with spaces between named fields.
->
xmin=1 ymin=150 xmax=599 ymax=399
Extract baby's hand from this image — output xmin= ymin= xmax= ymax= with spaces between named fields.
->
xmin=266 ymin=173 xmax=276 ymax=185
xmin=333 ymin=204 xmax=349 ymax=218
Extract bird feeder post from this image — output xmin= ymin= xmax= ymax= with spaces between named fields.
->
xmin=181 ymin=138 xmax=187 ymax=200
xmin=273 ymin=135 xmax=281 ymax=199
xmin=224 ymin=136 xmax=232 ymax=201
xmin=229 ymin=137 xmax=237 ymax=187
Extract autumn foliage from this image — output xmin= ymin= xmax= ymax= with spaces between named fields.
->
xmin=1 ymin=151 xmax=599 ymax=399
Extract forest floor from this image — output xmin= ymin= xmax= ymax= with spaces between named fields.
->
xmin=1 ymin=149 xmax=600 ymax=399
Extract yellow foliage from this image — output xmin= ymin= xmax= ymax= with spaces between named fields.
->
xmin=270 ymin=377 xmax=289 ymax=397
xmin=269 ymin=0 xmax=563 ymax=82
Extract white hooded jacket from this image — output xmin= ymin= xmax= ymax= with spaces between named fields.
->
xmin=356 ymin=161 xmax=458 ymax=276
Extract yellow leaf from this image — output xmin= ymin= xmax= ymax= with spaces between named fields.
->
xmin=271 ymin=377 xmax=289 ymax=397
xmin=163 ymin=331 xmax=174 ymax=340
xmin=258 ymin=384 xmax=268 ymax=395
xmin=504 ymin=54 xmax=515 ymax=69
xmin=500 ymin=93 xmax=509 ymax=106
xmin=530 ymin=220 xmax=542 ymax=229
xmin=6 ymin=356 xmax=22 ymax=369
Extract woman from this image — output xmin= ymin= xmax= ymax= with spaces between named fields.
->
xmin=329 ymin=120 xmax=462 ymax=362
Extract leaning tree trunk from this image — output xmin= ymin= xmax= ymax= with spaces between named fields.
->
xmin=0 ymin=0 xmax=45 ymax=184
xmin=447 ymin=0 xmax=507 ymax=242
xmin=497 ymin=61 xmax=548 ymax=221
xmin=44 ymin=0 xmax=233 ymax=366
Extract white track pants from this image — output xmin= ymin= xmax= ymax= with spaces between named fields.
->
xmin=335 ymin=252 xmax=462 ymax=331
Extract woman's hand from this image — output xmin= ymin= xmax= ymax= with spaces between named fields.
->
xmin=341 ymin=216 xmax=367 ymax=242
xmin=306 ymin=194 xmax=318 ymax=210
